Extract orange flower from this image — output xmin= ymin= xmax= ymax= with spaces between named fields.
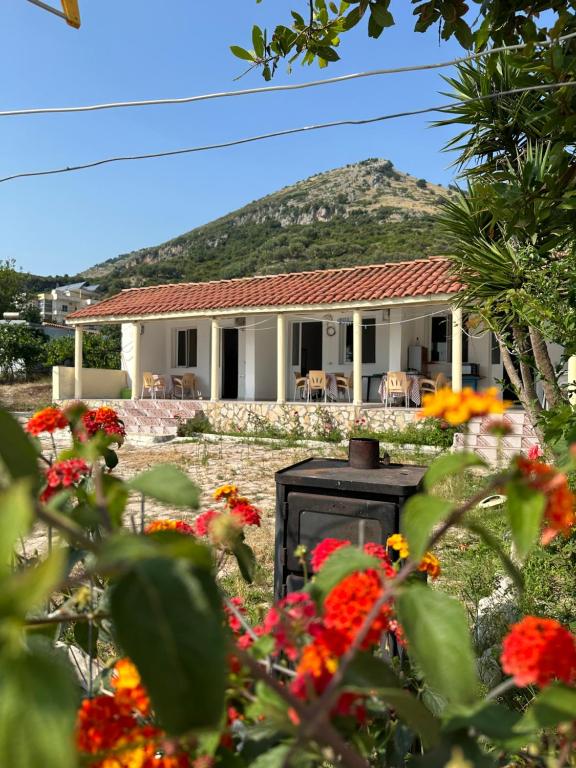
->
xmin=111 ymin=659 xmax=150 ymax=716
xmin=145 ymin=520 xmax=195 ymax=536
xmin=501 ymin=616 xmax=576 ymax=687
xmin=212 ymin=484 xmax=238 ymax=502
xmin=25 ymin=406 xmax=68 ymax=435
xmin=517 ymin=458 xmax=576 ymax=542
xmin=418 ymin=551 xmax=441 ymax=580
xmin=419 ymin=387 xmax=509 ymax=426
xmin=83 ymin=406 xmax=126 ymax=442
xmin=386 ymin=533 xmax=410 ymax=559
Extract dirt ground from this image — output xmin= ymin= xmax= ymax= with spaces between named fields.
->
xmin=0 ymin=379 xmax=52 ymax=411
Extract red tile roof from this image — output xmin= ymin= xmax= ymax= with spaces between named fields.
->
xmin=67 ymin=257 xmax=460 ymax=321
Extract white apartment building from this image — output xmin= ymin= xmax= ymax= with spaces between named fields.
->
xmin=38 ymin=282 xmax=100 ymax=324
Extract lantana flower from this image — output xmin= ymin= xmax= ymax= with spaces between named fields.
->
xmin=82 ymin=406 xmax=126 ymax=443
xmin=40 ymin=458 xmax=90 ymax=503
xmin=145 ymin=519 xmax=195 ymax=536
xmin=516 ymin=457 xmax=576 ymax=542
xmin=501 ymin=616 xmax=576 ymax=687
xmin=419 ymin=387 xmax=510 ymax=425
xmin=25 ymin=406 xmax=68 ymax=436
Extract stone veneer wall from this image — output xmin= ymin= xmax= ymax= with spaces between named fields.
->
xmin=196 ymin=401 xmax=419 ymax=436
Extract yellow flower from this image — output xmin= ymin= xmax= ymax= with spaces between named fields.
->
xmin=418 ymin=551 xmax=441 ymax=580
xmin=386 ymin=533 xmax=410 ymax=559
xmin=419 ymin=387 xmax=510 ymax=426
xmin=212 ymin=483 xmax=239 ymax=501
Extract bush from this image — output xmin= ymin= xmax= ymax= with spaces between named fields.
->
xmin=177 ymin=412 xmax=212 ymax=436
xmin=44 ymin=332 xmax=120 ymax=369
xmin=416 ymin=178 xmax=428 ymax=188
xmin=0 ymin=324 xmax=46 ymax=381
xmin=350 ymin=417 xmax=457 ymax=448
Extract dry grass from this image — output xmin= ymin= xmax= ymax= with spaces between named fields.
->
xmin=0 ymin=378 xmax=52 ymax=412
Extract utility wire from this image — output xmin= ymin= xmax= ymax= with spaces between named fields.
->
xmin=1 ymin=31 xmax=575 ymax=118
xmin=2 ymin=80 xmax=575 ymax=185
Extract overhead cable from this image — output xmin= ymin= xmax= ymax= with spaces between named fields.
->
xmin=2 ymin=80 xmax=575 ymax=185
xmin=1 ymin=32 xmax=575 ymax=119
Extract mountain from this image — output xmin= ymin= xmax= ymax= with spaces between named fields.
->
xmin=80 ymin=158 xmax=455 ymax=293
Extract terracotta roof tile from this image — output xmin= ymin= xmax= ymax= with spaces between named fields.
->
xmin=67 ymin=257 xmax=460 ymax=321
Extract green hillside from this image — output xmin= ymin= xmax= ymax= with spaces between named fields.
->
xmin=81 ymin=158 xmax=454 ymax=293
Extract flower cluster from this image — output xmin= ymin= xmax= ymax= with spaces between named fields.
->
xmin=25 ymin=406 xmax=68 ymax=435
xmin=386 ymin=534 xmax=441 ymax=579
xmin=191 ymin=485 xmax=261 ymax=545
xmin=83 ymin=406 xmax=126 ymax=443
xmin=145 ymin=519 xmax=196 ymax=536
xmin=501 ymin=616 xmax=576 ymax=687
xmin=310 ymin=537 xmax=393 ymax=575
xmin=516 ymin=457 xmax=576 ymax=542
xmin=40 ymin=457 xmax=90 ymax=503
xmin=419 ymin=387 xmax=510 ymax=425
xmin=76 ymin=658 xmax=191 ymax=767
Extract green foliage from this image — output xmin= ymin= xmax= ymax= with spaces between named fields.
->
xmin=0 ymin=325 xmax=46 ymax=382
xmin=177 ymin=412 xmax=212 ymax=436
xmin=401 ymin=494 xmax=453 ymax=561
xmin=505 ymin=480 xmax=546 ymax=560
xmin=350 ymin=417 xmax=458 ymax=448
xmin=128 ymin=464 xmax=200 ymax=509
xmin=0 ymin=259 xmax=26 ymax=318
xmin=44 ymin=331 xmax=120 ymax=369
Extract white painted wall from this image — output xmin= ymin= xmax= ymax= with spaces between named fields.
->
xmin=254 ymin=317 xmax=277 ymax=400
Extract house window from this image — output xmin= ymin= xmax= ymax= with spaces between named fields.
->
xmin=61 ymin=304 xmax=68 ymax=312
xmin=175 ymin=329 xmax=197 ymax=367
xmin=431 ymin=315 xmax=468 ymax=363
xmin=339 ymin=318 xmax=376 ymax=364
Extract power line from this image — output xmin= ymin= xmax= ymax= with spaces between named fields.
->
xmin=1 ymin=32 xmax=575 ymax=119
xmin=2 ymin=80 xmax=575 ymax=185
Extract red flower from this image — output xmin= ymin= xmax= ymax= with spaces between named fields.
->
xmin=25 ymin=406 xmax=68 ymax=436
xmin=145 ymin=519 xmax=195 ymax=536
xmin=192 ymin=509 xmax=221 ymax=537
xmin=111 ymin=658 xmax=150 ymax=716
xmin=40 ymin=458 xmax=89 ymax=502
xmin=517 ymin=458 xmax=576 ymax=541
xmin=323 ymin=568 xmax=394 ymax=651
xmin=82 ymin=406 xmax=126 ymax=442
xmin=263 ymin=593 xmax=319 ymax=660
xmin=527 ymin=444 xmax=544 ymax=460
xmin=310 ymin=538 xmax=351 ymax=571
xmin=224 ymin=597 xmax=246 ymax=634
xmin=229 ymin=499 xmax=261 ymax=527
xmin=501 ymin=616 xmax=576 ymax=687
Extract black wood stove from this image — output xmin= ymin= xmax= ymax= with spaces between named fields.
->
xmin=274 ymin=446 xmax=427 ymax=599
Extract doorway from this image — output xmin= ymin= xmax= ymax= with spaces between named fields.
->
xmin=222 ymin=328 xmax=239 ymax=399
xmin=300 ymin=322 xmax=323 ymax=376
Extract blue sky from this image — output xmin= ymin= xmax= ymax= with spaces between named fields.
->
xmin=1 ymin=1 xmax=464 ymax=276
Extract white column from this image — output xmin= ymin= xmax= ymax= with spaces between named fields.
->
xmin=352 ymin=309 xmax=363 ymax=405
xmin=568 ymin=355 xmax=576 ymax=407
xmin=451 ymin=306 xmax=463 ymax=393
xmin=276 ymin=314 xmax=287 ymax=404
xmin=131 ymin=322 xmax=141 ymax=400
xmin=388 ymin=307 xmax=403 ymax=371
xmin=210 ymin=318 xmax=220 ymax=402
xmin=74 ymin=325 xmax=83 ymax=399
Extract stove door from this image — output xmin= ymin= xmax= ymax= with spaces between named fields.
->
xmin=286 ymin=492 xmax=398 ymax=572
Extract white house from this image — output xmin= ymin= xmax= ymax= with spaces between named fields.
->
xmin=60 ymin=256 xmax=572 ymax=407
xmin=38 ymin=282 xmax=100 ymax=324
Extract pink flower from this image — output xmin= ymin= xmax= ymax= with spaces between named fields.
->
xmin=527 ymin=444 xmax=544 ymax=461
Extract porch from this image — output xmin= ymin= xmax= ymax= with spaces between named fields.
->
xmin=63 ymin=302 xmax=496 ymax=406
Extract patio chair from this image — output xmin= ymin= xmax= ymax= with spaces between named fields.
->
xmin=435 ymin=372 xmax=450 ymax=390
xmin=383 ymin=371 xmax=409 ymax=408
xmin=172 ymin=373 xmax=197 ymax=400
xmin=307 ymin=370 xmax=327 ymax=402
xmin=293 ymin=372 xmax=308 ymax=401
xmin=335 ymin=373 xmax=352 ymax=402
xmin=141 ymin=371 xmax=159 ymax=399
xmin=419 ymin=377 xmax=438 ymax=395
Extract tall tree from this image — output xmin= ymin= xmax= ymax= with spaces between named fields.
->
xmin=0 ymin=260 xmax=26 ymax=319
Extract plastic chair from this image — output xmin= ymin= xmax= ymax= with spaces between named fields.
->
xmin=383 ymin=371 xmax=409 ymax=408
xmin=335 ymin=373 xmax=352 ymax=402
xmin=141 ymin=372 xmax=157 ymax=399
xmin=435 ymin=372 xmax=450 ymax=390
xmin=172 ymin=373 xmax=196 ymax=400
xmin=293 ymin=372 xmax=308 ymax=401
xmin=419 ymin=377 xmax=437 ymax=395
xmin=307 ymin=370 xmax=327 ymax=402
xmin=151 ymin=374 xmax=167 ymax=399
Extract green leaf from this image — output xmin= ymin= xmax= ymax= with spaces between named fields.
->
xmin=0 ymin=642 xmax=78 ymax=768
xmin=401 ymin=494 xmax=453 ymax=562
xmin=230 ymin=45 xmax=256 ymax=62
xmin=128 ymin=464 xmax=200 ymax=509
xmin=316 ymin=46 xmax=340 ymax=62
xmin=516 ymin=684 xmax=576 ymax=733
xmin=370 ymin=4 xmax=394 ymax=28
xmin=0 ymin=549 xmax=65 ymax=620
xmin=396 ymin=583 xmax=480 ymax=708
xmin=0 ymin=410 xmax=39 ymax=483
xmin=74 ymin=621 xmax=99 ymax=657
xmin=465 ymin=521 xmax=524 ymax=593
xmin=0 ymin=481 xmax=33 ymax=572
xmin=505 ymin=480 xmax=545 ymax=560
xmin=444 ymin=702 xmax=522 ymax=741
xmin=310 ymin=547 xmax=379 ymax=605
xmin=232 ymin=540 xmax=256 ymax=583
xmin=110 ymin=557 xmax=226 ymax=733
xmin=103 ymin=447 xmax=118 ymax=470
xmin=424 ymin=452 xmax=487 ymax=491
xmin=343 ymin=653 xmax=440 ymax=747
xmin=98 ymin=531 xmax=212 ymax=572
xmin=252 ymin=25 xmax=265 ymax=58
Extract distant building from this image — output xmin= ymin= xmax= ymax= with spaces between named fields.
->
xmin=37 ymin=282 xmax=100 ymax=323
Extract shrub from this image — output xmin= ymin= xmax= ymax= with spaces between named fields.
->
xmin=0 ymin=324 xmax=46 ymax=381
xmin=176 ymin=412 xmax=212 ymax=436
xmin=44 ymin=332 xmax=120 ymax=369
